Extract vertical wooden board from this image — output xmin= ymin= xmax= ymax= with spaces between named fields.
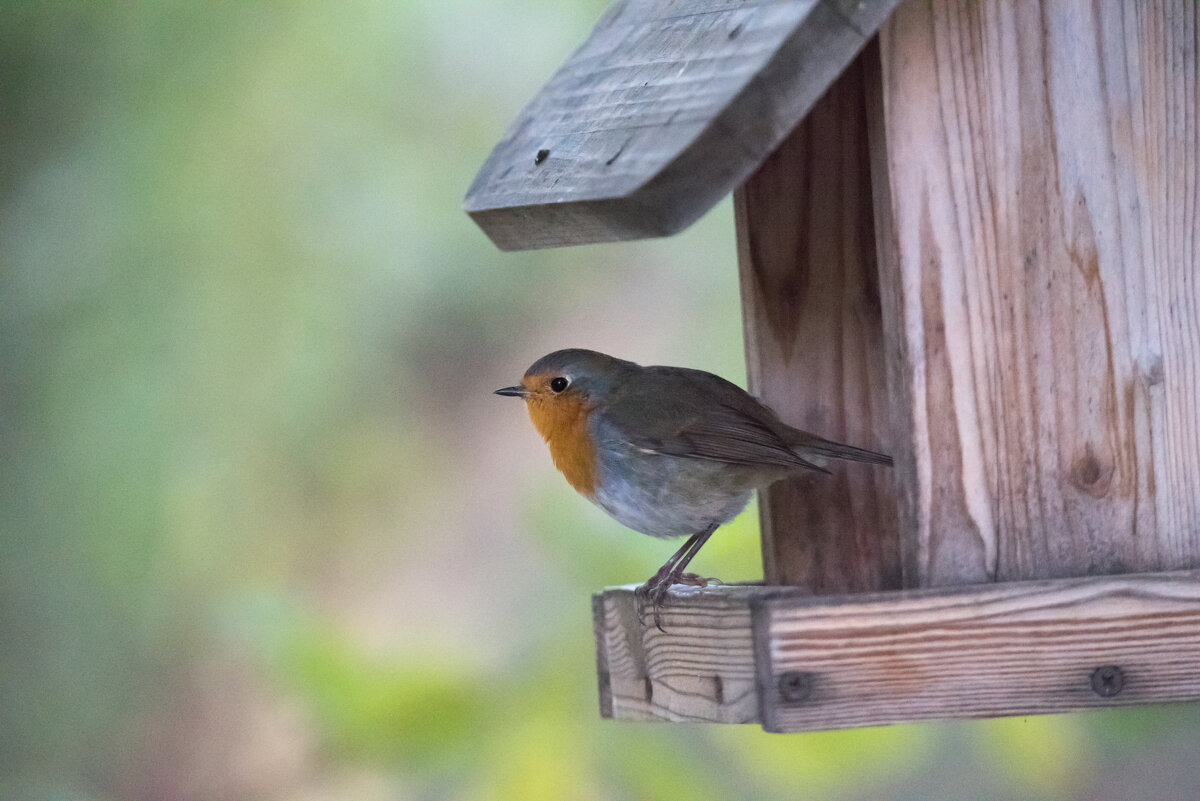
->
xmin=872 ymin=0 xmax=1200 ymax=586
xmin=736 ymin=47 xmax=900 ymax=594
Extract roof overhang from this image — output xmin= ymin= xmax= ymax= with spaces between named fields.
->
xmin=464 ymin=0 xmax=903 ymax=251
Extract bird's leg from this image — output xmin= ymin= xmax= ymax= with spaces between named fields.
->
xmin=639 ymin=531 xmax=702 ymax=589
xmin=635 ymin=524 xmax=719 ymax=631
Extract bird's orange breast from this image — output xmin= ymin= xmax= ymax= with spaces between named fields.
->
xmin=525 ymin=394 xmax=597 ymax=497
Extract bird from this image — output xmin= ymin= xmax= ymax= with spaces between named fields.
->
xmin=495 ymin=348 xmax=891 ymax=629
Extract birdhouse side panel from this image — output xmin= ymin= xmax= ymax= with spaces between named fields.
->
xmin=873 ymin=0 xmax=1200 ymax=586
xmin=736 ymin=49 xmax=901 ymax=594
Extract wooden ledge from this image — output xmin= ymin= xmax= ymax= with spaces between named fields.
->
xmin=593 ymin=583 xmax=769 ymax=724
xmin=593 ymin=571 xmax=1200 ymax=732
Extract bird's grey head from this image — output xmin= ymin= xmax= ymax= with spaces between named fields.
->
xmin=494 ymin=348 xmax=637 ymax=401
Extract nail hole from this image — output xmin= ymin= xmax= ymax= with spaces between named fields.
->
xmin=778 ymin=671 xmax=813 ymax=703
xmin=1090 ymin=665 xmax=1125 ymax=697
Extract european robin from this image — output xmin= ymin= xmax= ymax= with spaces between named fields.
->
xmin=495 ymin=349 xmax=891 ymax=629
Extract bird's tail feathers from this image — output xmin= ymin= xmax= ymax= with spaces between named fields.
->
xmin=795 ymin=438 xmax=893 ymax=467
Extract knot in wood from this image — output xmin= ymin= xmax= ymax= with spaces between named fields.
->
xmin=1070 ymin=443 xmax=1112 ymax=497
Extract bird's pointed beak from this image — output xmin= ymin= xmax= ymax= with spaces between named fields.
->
xmin=494 ymin=385 xmax=527 ymax=398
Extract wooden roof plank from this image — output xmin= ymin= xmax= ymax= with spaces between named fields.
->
xmin=465 ymin=0 xmax=904 ymax=251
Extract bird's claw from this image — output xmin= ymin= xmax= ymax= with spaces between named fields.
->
xmin=633 ymin=579 xmax=670 ymax=632
xmin=674 ymin=572 xmax=712 ymax=587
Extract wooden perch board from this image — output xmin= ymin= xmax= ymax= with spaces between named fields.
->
xmin=756 ymin=571 xmax=1200 ymax=732
xmin=594 ymin=574 xmax=1200 ymax=730
xmin=465 ymin=0 xmax=904 ymax=250
xmin=593 ymin=584 xmax=765 ymax=723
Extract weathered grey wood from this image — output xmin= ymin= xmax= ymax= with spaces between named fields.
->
xmin=871 ymin=0 xmax=1200 ymax=586
xmin=466 ymin=0 xmax=905 ymax=250
xmin=756 ymin=571 xmax=1200 ymax=732
xmin=593 ymin=584 xmax=766 ymax=723
xmin=735 ymin=44 xmax=899 ymax=594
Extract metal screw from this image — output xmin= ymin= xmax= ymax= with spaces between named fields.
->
xmin=1090 ymin=665 xmax=1125 ymax=697
xmin=778 ymin=671 xmax=813 ymax=703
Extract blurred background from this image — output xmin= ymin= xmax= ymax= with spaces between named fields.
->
xmin=2 ymin=2 xmax=1199 ymax=799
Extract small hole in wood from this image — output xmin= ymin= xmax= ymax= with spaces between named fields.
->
xmin=534 ymin=148 xmax=550 ymax=165
xmin=644 ymin=675 xmax=654 ymax=702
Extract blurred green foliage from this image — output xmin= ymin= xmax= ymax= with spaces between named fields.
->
xmin=2 ymin=2 xmax=1199 ymax=800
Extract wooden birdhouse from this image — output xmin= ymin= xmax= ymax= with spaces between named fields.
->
xmin=465 ymin=0 xmax=1200 ymax=732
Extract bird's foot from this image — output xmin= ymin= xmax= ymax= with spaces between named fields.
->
xmin=633 ymin=577 xmax=670 ymax=632
xmin=633 ymin=571 xmax=721 ymax=631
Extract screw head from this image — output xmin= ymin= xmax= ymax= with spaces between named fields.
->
xmin=777 ymin=671 xmax=813 ymax=703
xmin=1090 ymin=665 xmax=1125 ymax=697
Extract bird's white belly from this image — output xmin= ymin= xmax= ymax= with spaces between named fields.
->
xmin=590 ymin=454 xmax=754 ymax=539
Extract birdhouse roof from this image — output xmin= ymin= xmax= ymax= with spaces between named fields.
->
xmin=464 ymin=0 xmax=903 ymax=251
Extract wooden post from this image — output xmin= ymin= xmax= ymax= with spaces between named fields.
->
xmin=871 ymin=0 xmax=1200 ymax=587
xmin=735 ymin=46 xmax=900 ymax=594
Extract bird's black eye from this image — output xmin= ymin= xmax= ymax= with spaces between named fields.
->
xmin=549 ymin=376 xmax=570 ymax=393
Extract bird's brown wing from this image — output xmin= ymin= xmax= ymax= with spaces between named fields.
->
xmin=602 ymin=368 xmax=830 ymax=473
xmin=641 ymin=403 xmax=831 ymax=473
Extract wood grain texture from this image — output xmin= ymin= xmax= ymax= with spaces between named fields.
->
xmin=735 ymin=45 xmax=900 ymax=594
xmin=593 ymin=584 xmax=766 ymax=723
xmin=871 ymin=0 xmax=1200 ymax=586
xmin=465 ymin=0 xmax=904 ymax=250
xmin=756 ymin=571 xmax=1200 ymax=732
